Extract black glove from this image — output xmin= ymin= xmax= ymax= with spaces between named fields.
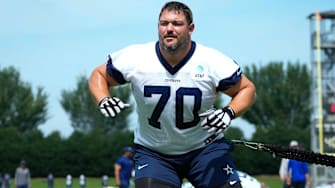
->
xmin=99 ymin=97 xmax=129 ymax=117
xmin=199 ymin=106 xmax=236 ymax=134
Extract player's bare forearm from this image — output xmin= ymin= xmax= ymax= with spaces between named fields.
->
xmin=88 ymin=66 xmax=110 ymax=104
xmin=230 ymin=83 xmax=256 ymax=117
xmin=88 ymin=64 xmax=119 ymax=104
xmin=225 ymin=76 xmax=256 ymax=117
xmin=114 ymin=164 xmax=121 ymax=186
xmin=305 ymin=174 xmax=311 ymax=187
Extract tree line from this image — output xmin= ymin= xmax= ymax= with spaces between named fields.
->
xmin=0 ymin=62 xmax=312 ymax=177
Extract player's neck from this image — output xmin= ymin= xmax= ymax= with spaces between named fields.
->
xmin=160 ymin=43 xmax=192 ymax=67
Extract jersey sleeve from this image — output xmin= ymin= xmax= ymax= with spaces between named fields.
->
xmin=204 ymin=47 xmax=242 ymax=92
xmin=217 ymin=64 xmax=242 ymax=91
xmin=105 ymin=46 xmax=134 ymax=85
xmin=106 ymin=53 xmax=127 ymax=84
xmin=105 ymin=43 xmax=153 ymax=84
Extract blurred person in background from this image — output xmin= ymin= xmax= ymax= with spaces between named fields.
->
xmin=3 ymin=173 xmax=10 ymax=188
xmin=79 ymin=174 xmax=86 ymax=188
xmin=279 ymin=140 xmax=298 ymax=188
xmin=14 ymin=160 xmax=31 ymax=188
xmin=287 ymin=144 xmax=310 ymax=188
xmin=47 ymin=173 xmax=54 ymax=188
xmin=66 ymin=174 xmax=72 ymax=188
xmin=114 ymin=146 xmax=134 ymax=188
xmin=101 ymin=175 xmax=109 ymax=188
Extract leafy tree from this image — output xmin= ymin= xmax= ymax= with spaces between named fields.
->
xmin=58 ymin=129 xmax=133 ymax=176
xmin=60 ymin=75 xmax=132 ymax=133
xmin=42 ymin=132 xmax=66 ymax=175
xmin=243 ymin=62 xmax=312 ymax=130
xmin=0 ymin=66 xmax=48 ymax=133
xmin=0 ymin=126 xmax=23 ymax=171
xmin=237 ymin=62 xmax=313 ymax=174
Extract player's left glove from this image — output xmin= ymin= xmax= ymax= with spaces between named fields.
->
xmin=98 ymin=97 xmax=129 ymax=118
xmin=199 ymin=106 xmax=236 ymax=134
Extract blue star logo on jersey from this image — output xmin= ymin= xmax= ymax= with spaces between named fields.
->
xmin=196 ymin=65 xmax=204 ymax=73
xmin=193 ymin=65 xmax=206 ymax=79
xmin=223 ymin=164 xmax=234 ymax=175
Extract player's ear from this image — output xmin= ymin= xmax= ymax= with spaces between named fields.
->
xmin=188 ymin=23 xmax=195 ymax=33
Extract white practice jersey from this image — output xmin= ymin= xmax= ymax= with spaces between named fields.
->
xmin=106 ymin=41 xmax=242 ymax=155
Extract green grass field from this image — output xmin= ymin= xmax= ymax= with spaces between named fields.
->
xmin=10 ymin=175 xmax=281 ymax=188
xmin=255 ymin=175 xmax=282 ymax=188
xmin=6 ymin=177 xmax=116 ymax=188
xmin=30 ymin=177 xmax=118 ymax=188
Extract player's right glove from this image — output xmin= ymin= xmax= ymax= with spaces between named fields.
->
xmin=199 ymin=106 xmax=236 ymax=134
xmin=98 ymin=97 xmax=129 ymax=117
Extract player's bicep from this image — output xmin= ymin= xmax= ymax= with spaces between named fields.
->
xmin=114 ymin=163 xmax=121 ymax=171
xmin=222 ymin=76 xmax=243 ymax=97
xmin=106 ymin=56 xmax=128 ymax=85
xmin=88 ymin=64 xmax=121 ymax=104
xmin=223 ymin=75 xmax=254 ymax=97
xmin=94 ymin=64 xmax=120 ymax=86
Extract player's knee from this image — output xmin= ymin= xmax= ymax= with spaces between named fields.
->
xmin=135 ymin=177 xmax=178 ymax=188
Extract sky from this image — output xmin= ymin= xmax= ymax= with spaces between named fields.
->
xmin=1 ymin=0 xmax=334 ymax=138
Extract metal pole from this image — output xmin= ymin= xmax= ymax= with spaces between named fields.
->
xmin=315 ymin=11 xmax=324 ymax=154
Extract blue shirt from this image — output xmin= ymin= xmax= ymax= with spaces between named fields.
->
xmin=288 ymin=159 xmax=309 ymax=182
xmin=116 ymin=156 xmax=133 ymax=186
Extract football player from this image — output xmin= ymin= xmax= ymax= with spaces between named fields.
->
xmin=89 ymin=1 xmax=256 ymax=187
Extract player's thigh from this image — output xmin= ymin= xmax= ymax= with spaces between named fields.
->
xmin=135 ymin=177 xmax=178 ymax=188
xmin=134 ymin=146 xmax=181 ymax=187
xmin=188 ymin=139 xmax=240 ymax=188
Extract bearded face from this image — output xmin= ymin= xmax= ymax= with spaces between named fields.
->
xmin=160 ymin=32 xmax=191 ymax=54
xmin=158 ymin=9 xmax=194 ymax=54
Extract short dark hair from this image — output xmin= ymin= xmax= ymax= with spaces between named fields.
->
xmin=159 ymin=1 xmax=193 ymax=25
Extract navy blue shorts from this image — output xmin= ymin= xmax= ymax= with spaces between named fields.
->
xmin=134 ymin=138 xmax=240 ymax=188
